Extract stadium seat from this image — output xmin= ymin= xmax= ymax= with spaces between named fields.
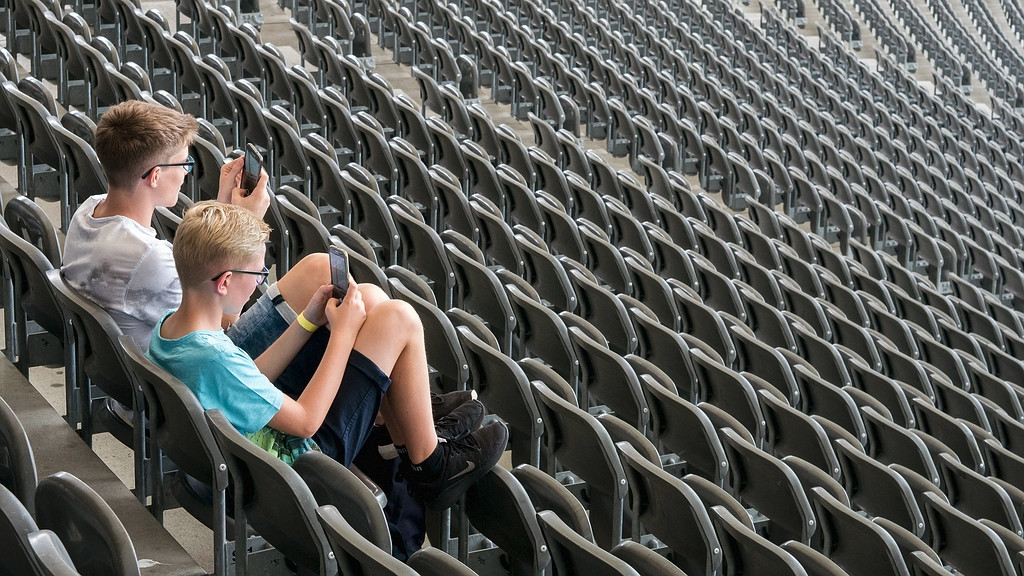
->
xmin=811 ymin=487 xmax=910 ymax=576
xmin=616 ymin=442 xmax=722 ymax=575
xmin=34 ymin=471 xmax=140 ymax=576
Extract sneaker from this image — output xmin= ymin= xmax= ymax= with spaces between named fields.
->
xmin=435 ymin=399 xmax=485 ymax=441
xmin=407 ymin=421 xmax=508 ymax=510
xmin=431 ymin=390 xmax=477 ymax=420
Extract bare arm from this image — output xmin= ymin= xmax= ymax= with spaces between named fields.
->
xmin=264 ymin=284 xmax=367 ymax=438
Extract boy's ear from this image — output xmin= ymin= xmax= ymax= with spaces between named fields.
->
xmin=143 ymin=166 xmax=159 ymax=186
xmin=211 ymin=271 xmax=231 ymax=295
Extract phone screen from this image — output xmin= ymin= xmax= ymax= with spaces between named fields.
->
xmin=241 ymin=143 xmax=262 ymax=196
xmin=329 ymin=246 xmax=349 ymax=300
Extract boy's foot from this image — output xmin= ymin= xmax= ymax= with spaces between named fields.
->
xmin=435 ymin=399 xmax=485 ymax=441
xmin=406 ymin=421 xmax=508 ymax=510
xmin=431 ymin=390 xmax=477 ymax=420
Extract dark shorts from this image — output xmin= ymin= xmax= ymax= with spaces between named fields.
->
xmin=226 ymin=290 xmax=391 ymax=466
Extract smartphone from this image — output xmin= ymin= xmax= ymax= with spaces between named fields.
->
xmin=241 ymin=143 xmax=263 ymax=196
xmin=329 ymin=245 xmax=350 ymax=300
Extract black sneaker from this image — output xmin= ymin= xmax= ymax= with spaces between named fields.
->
xmin=408 ymin=421 xmax=508 ymax=510
xmin=431 ymin=390 xmax=477 ymax=420
xmin=435 ymin=399 xmax=485 ymax=441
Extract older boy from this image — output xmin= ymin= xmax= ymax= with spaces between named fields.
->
xmin=148 ymin=202 xmax=507 ymax=508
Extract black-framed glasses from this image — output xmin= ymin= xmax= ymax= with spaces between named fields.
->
xmin=211 ymin=266 xmax=269 ymax=286
xmin=141 ymin=155 xmax=196 ymax=179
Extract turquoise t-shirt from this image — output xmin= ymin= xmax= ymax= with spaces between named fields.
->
xmin=147 ymin=311 xmax=284 ymax=435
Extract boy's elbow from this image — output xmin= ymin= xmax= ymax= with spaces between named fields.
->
xmin=297 ymin=422 xmax=319 ymax=439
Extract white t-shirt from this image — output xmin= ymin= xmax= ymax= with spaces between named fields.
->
xmin=61 ymin=195 xmax=182 ymax=349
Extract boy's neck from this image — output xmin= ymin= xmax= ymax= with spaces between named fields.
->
xmin=159 ymin=291 xmax=226 ymax=340
xmin=93 ymin=186 xmax=157 ymax=228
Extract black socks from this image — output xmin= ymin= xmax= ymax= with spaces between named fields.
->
xmin=398 ymin=442 xmax=444 ymax=476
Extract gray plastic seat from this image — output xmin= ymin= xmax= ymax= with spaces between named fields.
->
xmin=316 ymin=505 xmax=415 ymax=576
xmin=292 ymin=451 xmax=391 ymax=554
xmin=834 ymin=437 xmax=926 ymax=538
xmin=641 ymin=375 xmax=728 ymax=485
xmin=710 ymin=505 xmax=808 ymax=576
xmin=616 ymin=441 xmax=723 ymax=575
xmin=34 ymin=471 xmax=140 ymax=576
xmin=27 ymin=529 xmax=80 ymax=576
xmin=511 ymin=463 xmax=593 ymax=542
xmin=463 ymin=466 xmax=550 ymax=574
xmin=536 ymin=510 xmax=640 ymax=576
xmin=0 ymin=482 xmax=43 ymax=575
xmin=531 ymin=381 xmax=626 ymax=549
xmin=206 ymin=409 xmax=337 ymax=575
xmin=0 ymin=215 xmax=64 ymax=380
xmin=0 ymin=395 xmax=35 ymax=516
xmin=456 ymin=326 xmax=542 ymax=468
xmin=46 ymin=269 xmax=147 ymax=504
xmin=811 ymin=487 xmax=910 ymax=576
xmin=119 ymin=335 xmax=233 ymax=576
xmin=921 ymin=491 xmax=1017 ymax=576
xmin=720 ymin=427 xmax=815 ymax=545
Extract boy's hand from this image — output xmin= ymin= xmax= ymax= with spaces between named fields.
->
xmin=231 ymin=169 xmax=270 ymax=218
xmin=218 ymin=156 xmax=270 ymax=218
xmin=217 ymin=157 xmax=244 ymax=203
xmin=325 ymin=278 xmax=365 ymax=338
xmin=301 ymin=285 xmax=334 ymax=327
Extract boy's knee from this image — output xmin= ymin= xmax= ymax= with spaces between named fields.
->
xmin=292 ymin=253 xmax=331 ymax=285
xmin=358 ymin=283 xmax=390 ymax=311
xmin=373 ymin=299 xmax=422 ymax=334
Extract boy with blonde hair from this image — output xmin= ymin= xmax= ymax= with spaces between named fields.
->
xmin=147 ymin=201 xmax=507 ymax=509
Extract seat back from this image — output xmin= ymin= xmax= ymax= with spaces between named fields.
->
xmin=34 ymin=471 xmax=140 ymax=576
xmin=759 ymin=389 xmax=840 ymax=479
xmin=292 ymin=450 xmax=391 ymax=552
xmin=0 ymin=218 xmax=63 ymax=377
xmin=834 ymin=437 xmax=925 ymax=538
xmin=406 ymin=546 xmax=481 ymax=576
xmin=812 ymin=487 xmax=910 ymax=576
xmin=720 ymin=427 xmax=815 ymax=545
xmin=511 ymin=463 xmax=594 ymax=542
xmin=536 ymin=510 xmax=640 ymax=576
xmin=47 ymin=115 xmax=106 ymax=227
xmin=45 ymin=268 xmax=136 ymax=413
xmin=456 ymin=325 xmax=542 ymax=467
xmin=4 ymin=194 xmax=61 ymax=266
xmin=27 ymin=530 xmax=80 ymax=576
xmin=531 ymin=381 xmax=626 ymax=549
xmin=616 ymin=442 xmax=722 ymax=575
xmin=0 ymin=483 xmax=42 ymax=575
xmin=925 ymin=483 xmax=1019 ymax=573
xmin=205 ymin=409 xmax=336 ymax=575
xmin=464 ymin=466 xmax=550 ymax=574
xmin=642 ymin=375 xmax=728 ymax=485
xmin=710 ymin=505 xmax=807 ymax=576
xmin=0 ymin=396 xmax=36 ymax=517
xmin=119 ymin=334 xmax=232 ymax=574
xmin=316 ymin=505 xmax=415 ymax=576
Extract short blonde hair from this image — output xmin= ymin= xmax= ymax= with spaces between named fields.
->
xmin=94 ymin=101 xmax=199 ymax=190
xmin=173 ymin=201 xmax=271 ymax=287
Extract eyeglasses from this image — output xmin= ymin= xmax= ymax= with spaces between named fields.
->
xmin=141 ymin=155 xmax=196 ymax=179
xmin=211 ymin=266 xmax=269 ymax=286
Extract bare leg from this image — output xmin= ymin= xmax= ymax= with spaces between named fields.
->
xmin=350 ymin=299 xmax=438 ymax=464
xmin=277 ymin=253 xmax=390 ymax=314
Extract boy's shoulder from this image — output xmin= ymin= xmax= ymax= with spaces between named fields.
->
xmin=64 ymin=195 xmax=169 ymax=276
